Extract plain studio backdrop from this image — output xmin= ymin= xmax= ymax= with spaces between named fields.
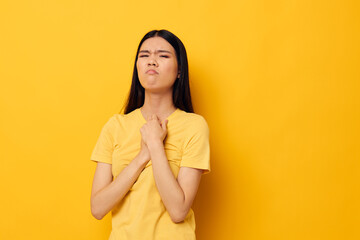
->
xmin=0 ymin=0 xmax=359 ymax=239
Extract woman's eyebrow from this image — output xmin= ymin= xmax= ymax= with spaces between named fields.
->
xmin=139 ymin=50 xmax=173 ymax=54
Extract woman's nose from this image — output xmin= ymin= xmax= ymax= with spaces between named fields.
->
xmin=148 ymin=57 xmax=158 ymax=66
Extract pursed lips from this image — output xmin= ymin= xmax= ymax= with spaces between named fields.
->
xmin=146 ymin=69 xmax=158 ymax=74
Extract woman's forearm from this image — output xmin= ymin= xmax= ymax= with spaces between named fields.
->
xmin=148 ymin=140 xmax=186 ymax=223
xmin=91 ymin=153 xmax=148 ymax=220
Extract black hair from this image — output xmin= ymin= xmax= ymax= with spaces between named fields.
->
xmin=121 ymin=29 xmax=194 ymax=114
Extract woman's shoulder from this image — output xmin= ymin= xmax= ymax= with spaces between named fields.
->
xmin=177 ymin=110 xmax=209 ymax=128
xmin=175 ymin=111 xmax=209 ymax=140
xmin=107 ymin=108 xmax=142 ymax=128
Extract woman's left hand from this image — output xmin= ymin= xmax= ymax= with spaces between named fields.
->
xmin=140 ymin=114 xmax=168 ymax=145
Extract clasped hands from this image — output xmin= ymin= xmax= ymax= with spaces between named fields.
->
xmin=139 ymin=114 xmax=168 ymax=162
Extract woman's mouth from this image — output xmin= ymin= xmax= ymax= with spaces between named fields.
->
xmin=146 ymin=69 xmax=158 ymax=74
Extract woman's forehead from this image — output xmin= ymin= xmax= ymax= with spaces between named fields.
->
xmin=139 ymin=37 xmax=175 ymax=53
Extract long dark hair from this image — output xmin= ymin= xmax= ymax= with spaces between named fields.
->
xmin=121 ymin=29 xmax=194 ymax=114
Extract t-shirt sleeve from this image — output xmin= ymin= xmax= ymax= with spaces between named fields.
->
xmin=90 ymin=115 xmax=116 ymax=164
xmin=180 ymin=116 xmax=211 ymax=175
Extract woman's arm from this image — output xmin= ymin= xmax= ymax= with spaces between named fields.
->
xmin=140 ymin=114 xmax=204 ymax=223
xmin=148 ymin=140 xmax=203 ymax=223
xmin=90 ymin=144 xmax=149 ymax=220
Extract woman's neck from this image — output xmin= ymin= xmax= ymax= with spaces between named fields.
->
xmin=141 ymin=91 xmax=176 ymax=122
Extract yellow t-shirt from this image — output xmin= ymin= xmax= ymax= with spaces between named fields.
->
xmin=90 ymin=107 xmax=211 ymax=240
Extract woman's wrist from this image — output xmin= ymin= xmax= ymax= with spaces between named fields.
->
xmin=147 ymin=139 xmax=163 ymax=151
xmin=136 ymin=150 xmax=150 ymax=166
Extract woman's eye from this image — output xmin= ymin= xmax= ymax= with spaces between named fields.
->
xmin=139 ymin=55 xmax=148 ymax=58
xmin=160 ymin=55 xmax=169 ymax=58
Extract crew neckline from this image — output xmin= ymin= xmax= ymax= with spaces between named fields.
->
xmin=137 ymin=107 xmax=180 ymax=124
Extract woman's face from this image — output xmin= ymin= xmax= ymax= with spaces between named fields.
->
xmin=136 ymin=37 xmax=179 ymax=93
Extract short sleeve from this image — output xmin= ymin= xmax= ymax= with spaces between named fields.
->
xmin=90 ymin=115 xmax=116 ymax=164
xmin=180 ymin=116 xmax=211 ymax=175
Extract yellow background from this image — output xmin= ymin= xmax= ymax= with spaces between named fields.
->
xmin=1 ymin=0 xmax=359 ymax=239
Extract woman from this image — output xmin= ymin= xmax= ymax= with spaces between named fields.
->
xmin=90 ymin=29 xmax=210 ymax=240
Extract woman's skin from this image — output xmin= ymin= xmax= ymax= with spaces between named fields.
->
xmin=91 ymin=37 xmax=203 ymax=223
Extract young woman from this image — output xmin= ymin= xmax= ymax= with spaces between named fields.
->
xmin=90 ymin=29 xmax=211 ymax=240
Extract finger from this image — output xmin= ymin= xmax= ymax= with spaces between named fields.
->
xmin=161 ymin=119 xmax=168 ymax=130
xmin=150 ymin=114 xmax=161 ymax=124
